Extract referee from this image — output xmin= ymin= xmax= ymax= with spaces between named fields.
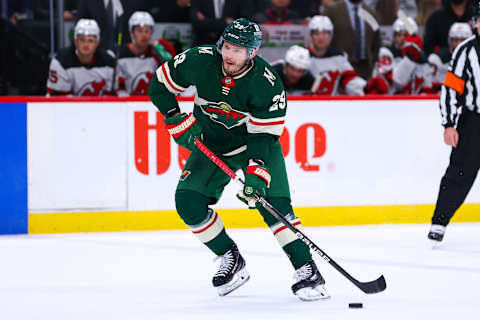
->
xmin=429 ymin=1 xmax=480 ymax=243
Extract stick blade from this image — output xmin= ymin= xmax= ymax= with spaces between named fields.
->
xmin=357 ymin=275 xmax=387 ymax=294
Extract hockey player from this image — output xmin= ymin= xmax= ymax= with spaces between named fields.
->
xmin=115 ymin=11 xmax=176 ymax=96
xmin=391 ymin=18 xmax=434 ymax=94
xmin=428 ymin=3 xmax=480 ymax=244
xmin=307 ymin=15 xmax=366 ymax=96
xmin=428 ymin=22 xmax=472 ymax=93
xmin=46 ymin=19 xmax=115 ymax=96
xmin=271 ymin=45 xmax=315 ymax=95
xmin=366 ymin=17 xmax=415 ymax=94
xmin=148 ymin=18 xmax=329 ymax=301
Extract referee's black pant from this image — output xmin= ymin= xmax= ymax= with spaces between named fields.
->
xmin=432 ymin=108 xmax=480 ymax=226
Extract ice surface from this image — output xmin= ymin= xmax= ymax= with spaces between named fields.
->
xmin=0 ymin=223 xmax=479 ymax=320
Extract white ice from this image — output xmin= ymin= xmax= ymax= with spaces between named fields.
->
xmin=0 ymin=223 xmax=479 ymax=320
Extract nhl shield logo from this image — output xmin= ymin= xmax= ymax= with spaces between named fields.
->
xmin=221 ymin=76 xmax=235 ymax=88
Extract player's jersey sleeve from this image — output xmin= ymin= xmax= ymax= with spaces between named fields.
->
xmin=246 ymin=62 xmax=287 ymax=162
xmin=338 ymin=54 xmax=366 ymax=96
xmin=149 ymin=47 xmax=204 ymax=117
xmin=440 ymin=40 xmax=470 ymax=127
xmin=46 ymin=58 xmax=73 ymax=95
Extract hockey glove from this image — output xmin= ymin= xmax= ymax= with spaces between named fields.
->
xmin=402 ymin=34 xmax=425 ymax=63
xmin=236 ymin=190 xmax=258 ymax=209
xmin=164 ymin=112 xmax=202 ymax=151
xmin=237 ymin=160 xmax=271 ymax=208
xmin=365 ymin=76 xmax=389 ymax=94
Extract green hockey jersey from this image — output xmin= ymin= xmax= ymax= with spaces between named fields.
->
xmin=148 ymin=45 xmax=287 ymax=160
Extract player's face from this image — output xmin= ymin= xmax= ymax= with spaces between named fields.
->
xmin=75 ymin=35 xmax=99 ymax=56
xmin=311 ymin=30 xmax=331 ymax=51
xmin=221 ymin=41 xmax=249 ymax=76
xmin=394 ymin=31 xmax=407 ymax=49
xmin=132 ymin=25 xmax=153 ymax=48
xmin=477 ymin=17 xmax=480 ymax=35
xmin=285 ymin=64 xmax=305 ymax=84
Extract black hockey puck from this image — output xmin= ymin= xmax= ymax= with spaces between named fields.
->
xmin=348 ymin=303 xmax=363 ymax=309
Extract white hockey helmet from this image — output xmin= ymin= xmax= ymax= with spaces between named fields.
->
xmin=308 ymin=15 xmax=334 ymax=34
xmin=74 ymin=19 xmax=100 ymax=40
xmin=285 ymin=45 xmax=311 ymax=70
xmin=448 ymin=22 xmax=472 ymax=40
xmin=392 ymin=17 xmax=418 ymax=35
xmin=128 ymin=11 xmax=155 ymax=33
xmin=377 ymin=47 xmax=394 ymax=74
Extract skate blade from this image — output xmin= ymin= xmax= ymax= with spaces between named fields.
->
xmin=295 ymin=285 xmax=331 ymax=301
xmin=430 ymin=239 xmax=442 ymax=249
xmin=217 ymin=268 xmax=250 ymax=296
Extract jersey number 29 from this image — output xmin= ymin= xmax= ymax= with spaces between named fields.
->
xmin=269 ymin=90 xmax=286 ymax=112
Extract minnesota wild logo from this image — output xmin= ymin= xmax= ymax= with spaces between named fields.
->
xmin=199 ymin=101 xmax=249 ymax=129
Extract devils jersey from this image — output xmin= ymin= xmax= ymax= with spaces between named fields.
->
xmin=428 ymin=48 xmax=451 ymax=93
xmin=393 ymin=56 xmax=433 ymax=94
xmin=46 ymin=46 xmax=115 ymax=96
xmin=271 ymin=60 xmax=315 ymax=95
xmin=115 ymin=41 xmax=175 ymax=96
xmin=373 ymin=45 xmax=403 ymax=74
xmin=368 ymin=46 xmax=403 ymax=94
xmin=307 ymin=46 xmax=366 ymax=95
xmin=149 ymin=45 xmax=286 ymax=156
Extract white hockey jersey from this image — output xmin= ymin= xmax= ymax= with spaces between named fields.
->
xmin=308 ymin=46 xmax=366 ymax=95
xmin=115 ymin=42 xmax=174 ymax=96
xmin=427 ymin=47 xmax=451 ymax=93
xmin=368 ymin=46 xmax=403 ymax=94
xmin=46 ymin=46 xmax=115 ymax=96
xmin=393 ymin=56 xmax=433 ymax=94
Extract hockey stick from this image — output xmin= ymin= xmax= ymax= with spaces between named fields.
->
xmin=194 ymin=137 xmax=386 ymax=294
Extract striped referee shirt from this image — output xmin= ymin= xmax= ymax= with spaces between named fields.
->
xmin=440 ymin=35 xmax=480 ymax=127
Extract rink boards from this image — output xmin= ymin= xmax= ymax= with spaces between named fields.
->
xmin=1 ymin=96 xmax=479 ymax=234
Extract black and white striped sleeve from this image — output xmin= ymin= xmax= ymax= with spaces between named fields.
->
xmin=439 ymin=41 xmax=469 ymax=127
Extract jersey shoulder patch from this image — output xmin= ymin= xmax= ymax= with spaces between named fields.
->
xmin=186 ymin=45 xmax=217 ymax=60
xmin=253 ymin=56 xmax=282 ymax=88
xmin=169 ymin=45 xmax=218 ymax=70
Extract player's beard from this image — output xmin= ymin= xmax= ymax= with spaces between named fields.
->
xmin=223 ymin=59 xmax=249 ymax=76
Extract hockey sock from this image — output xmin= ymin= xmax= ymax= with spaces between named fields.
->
xmin=258 ymin=197 xmax=312 ymax=269
xmin=176 ymin=189 xmax=235 ymax=255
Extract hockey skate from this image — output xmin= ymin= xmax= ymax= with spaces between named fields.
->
xmin=428 ymin=224 xmax=446 ymax=244
xmin=212 ymin=244 xmax=250 ymax=296
xmin=292 ymin=261 xmax=330 ymax=301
